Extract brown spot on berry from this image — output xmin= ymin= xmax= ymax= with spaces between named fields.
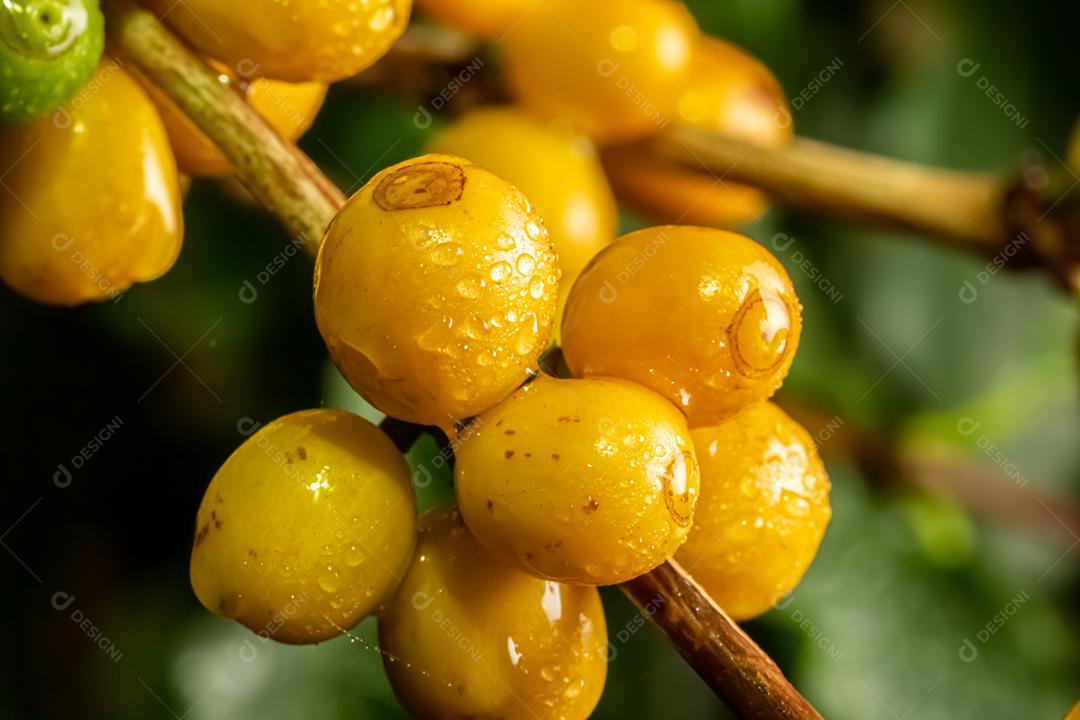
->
xmin=524 ymin=452 xmax=532 ymax=458
xmin=557 ymin=415 xmax=580 ymax=423
xmin=583 ymin=498 xmax=599 ymax=514
xmin=297 ymin=446 xmax=307 ymax=460
xmin=374 ymin=161 xmax=466 ymax=211
xmin=504 ymin=429 xmax=516 ymax=435
xmin=194 ymin=524 xmax=209 ymax=547
xmin=551 ymin=453 xmax=561 ymax=461
xmin=505 ymin=450 xmax=515 ymax=459
xmin=486 ymin=500 xmax=494 ymax=513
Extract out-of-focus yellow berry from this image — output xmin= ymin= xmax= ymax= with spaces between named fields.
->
xmin=428 ymin=107 xmax=616 ymax=290
xmin=603 ymin=37 xmax=793 ymax=227
xmin=190 ymin=409 xmax=417 ymax=644
xmin=379 ymin=506 xmax=607 ymax=719
xmin=562 ymin=226 xmax=801 ymax=427
xmin=675 ymin=402 xmax=831 ymax=620
xmin=455 ymin=374 xmax=699 ymax=585
xmin=1063 ymin=699 xmax=1080 ymax=720
xmin=143 ymin=60 xmax=326 ymax=177
xmin=414 ymin=0 xmax=532 ymax=37
xmin=314 ymin=154 xmax=561 ymax=429
xmin=502 ymin=0 xmax=699 ymax=143
xmin=0 ymin=61 xmax=182 ymax=305
xmin=144 ymin=0 xmax=411 ymax=82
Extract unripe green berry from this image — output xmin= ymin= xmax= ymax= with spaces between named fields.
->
xmin=0 ymin=0 xmax=104 ymax=125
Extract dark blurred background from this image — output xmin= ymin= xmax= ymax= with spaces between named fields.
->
xmin=3 ymin=0 xmax=1079 ymax=717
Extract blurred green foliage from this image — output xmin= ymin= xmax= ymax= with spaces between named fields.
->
xmin=2 ymin=1 xmax=1078 ymax=718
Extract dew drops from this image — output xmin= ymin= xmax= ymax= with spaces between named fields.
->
xmin=431 ymin=242 xmax=463 ymax=267
xmin=490 ymin=261 xmax=512 ymax=282
xmin=525 ymin=220 xmax=544 ymax=241
xmin=319 ymin=571 xmax=342 ymax=593
xmin=516 ymin=253 xmax=536 ymax=276
xmin=456 ymin=275 xmax=482 ymax=299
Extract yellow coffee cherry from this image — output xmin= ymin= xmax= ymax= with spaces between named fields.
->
xmin=0 ymin=61 xmax=182 ymax=305
xmin=562 ymin=226 xmax=801 ymax=427
xmin=675 ymin=402 xmax=831 ymax=620
xmin=455 ymin=374 xmax=699 ymax=585
xmin=144 ymin=0 xmax=411 ymax=83
xmin=414 ymin=0 xmax=532 ymax=37
xmin=603 ymin=37 xmax=793 ymax=226
xmin=502 ymin=0 xmax=699 ymax=142
xmin=1064 ymin=699 xmax=1080 ymax=720
xmin=379 ymin=506 xmax=607 ymax=720
xmin=190 ymin=409 xmax=417 ymax=644
xmin=144 ymin=61 xmax=327 ymax=178
xmin=314 ymin=153 xmax=561 ymax=429
xmin=428 ymin=107 xmax=616 ymax=290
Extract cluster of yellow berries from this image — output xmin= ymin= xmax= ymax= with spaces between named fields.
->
xmin=4 ymin=0 xmax=833 ymax=716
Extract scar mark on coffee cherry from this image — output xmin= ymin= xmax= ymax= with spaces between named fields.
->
xmin=374 ymin=162 xmax=466 ymax=211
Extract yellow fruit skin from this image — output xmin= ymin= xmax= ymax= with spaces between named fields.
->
xmin=314 ymin=153 xmax=561 ymax=430
xmin=1064 ymin=699 xmax=1080 ymax=720
xmin=502 ymin=0 xmax=699 ymax=143
xmin=562 ymin=226 xmax=801 ymax=427
xmin=455 ymin=374 xmax=699 ymax=585
xmin=675 ymin=402 xmax=831 ymax=620
xmin=428 ymin=107 xmax=617 ymax=291
xmin=144 ymin=0 xmax=411 ymax=82
xmin=379 ymin=506 xmax=607 ymax=720
xmin=603 ymin=37 xmax=793 ymax=227
xmin=0 ymin=61 xmax=182 ymax=305
xmin=144 ymin=62 xmax=326 ymax=177
xmin=415 ymin=0 xmax=532 ymax=37
xmin=190 ymin=409 xmax=417 ymax=644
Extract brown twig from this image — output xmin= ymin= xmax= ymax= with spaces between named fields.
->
xmin=622 ymin=560 xmax=822 ymax=720
xmin=657 ymin=128 xmax=1008 ymax=254
xmin=103 ymin=0 xmax=343 ymax=251
xmin=102 ymin=2 xmax=822 ymax=717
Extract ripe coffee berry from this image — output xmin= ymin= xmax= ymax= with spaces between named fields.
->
xmin=562 ymin=226 xmax=801 ymax=427
xmin=0 ymin=61 xmax=182 ymax=305
xmin=314 ymin=153 xmax=560 ymax=429
xmin=603 ymin=37 xmax=793 ymax=226
xmin=190 ymin=410 xmax=416 ymax=644
xmin=455 ymin=374 xmax=699 ymax=585
xmin=379 ymin=506 xmax=607 ymax=719
xmin=502 ymin=0 xmax=699 ymax=142
xmin=676 ymin=402 xmax=831 ymax=620
xmin=143 ymin=0 xmax=411 ymax=83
